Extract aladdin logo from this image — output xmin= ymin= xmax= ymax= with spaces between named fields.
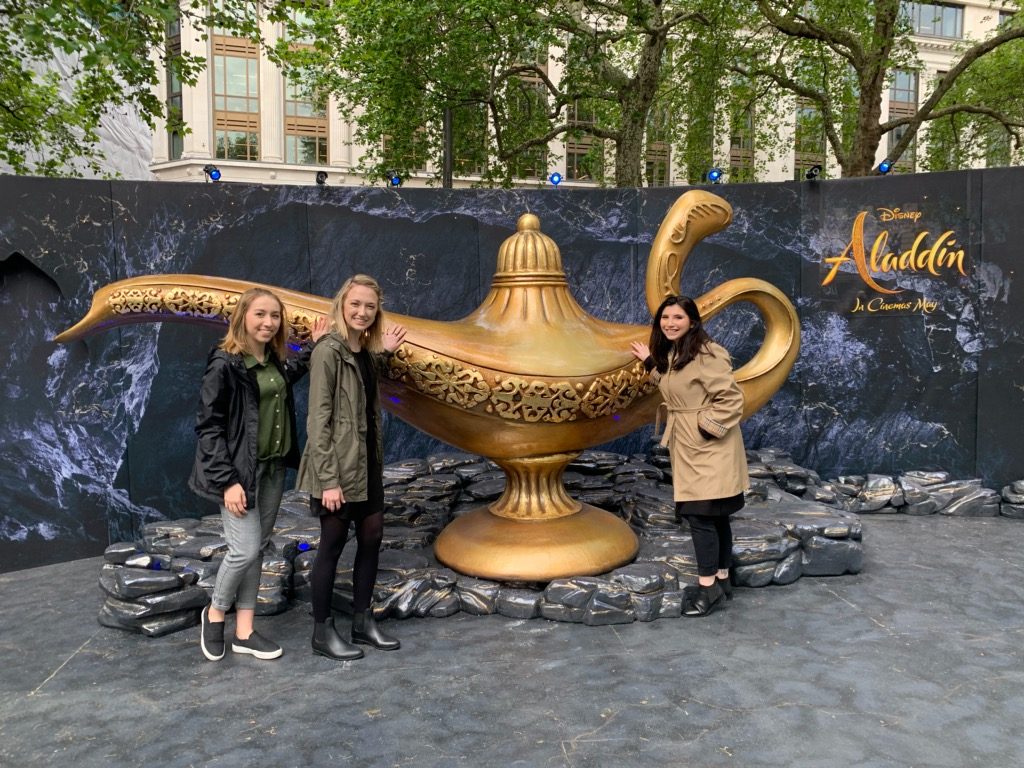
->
xmin=822 ymin=208 xmax=968 ymax=295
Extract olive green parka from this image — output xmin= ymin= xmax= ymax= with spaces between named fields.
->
xmin=295 ymin=332 xmax=386 ymax=502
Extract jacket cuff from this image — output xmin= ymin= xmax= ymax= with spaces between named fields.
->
xmin=643 ymin=355 xmax=656 ymax=372
xmin=697 ymin=412 xmax=728 ymax=439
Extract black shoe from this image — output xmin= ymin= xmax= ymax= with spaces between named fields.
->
xmin=312 ymin=617 xmax=364 ymax=661
xmin=352 ymin=609 xmax=400 ymax=651
xmin=683 ymin=581 xmax=726 ymax=617
xmin=717 ymin=576 xmax=734 ymax=600
xmin=200 ymin=604 xmax=225 ymax=661
xmin=231 ymin=630 xmax=283 ymax=660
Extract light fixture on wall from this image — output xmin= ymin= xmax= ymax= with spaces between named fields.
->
xmin=805 ymin=164 xmax=823 ymax=181
xmin=315 ymin=171 xmax=328 ymax=185
xmin=202 ymin=164 xmax=221 ymax=182
xmin=706 ymin=167 xmax=724 ymax=184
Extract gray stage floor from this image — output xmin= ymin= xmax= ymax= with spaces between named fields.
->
xmin=1 ymin=514 xmax=1023 ymax=768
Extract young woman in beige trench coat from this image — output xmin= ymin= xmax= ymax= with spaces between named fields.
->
xmin=631 ymin=295 xmax=749 ymax=616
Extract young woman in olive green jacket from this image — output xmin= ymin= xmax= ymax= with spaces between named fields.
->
xmin=296 ymin=274 xmax=406 ymax=660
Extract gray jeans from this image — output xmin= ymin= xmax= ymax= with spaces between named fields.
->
xmin=211 ymin=461 xmax=285 ymax=612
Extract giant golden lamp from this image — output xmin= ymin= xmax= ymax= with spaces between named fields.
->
xmin=57 ymin=190 xmax=799 ymax=581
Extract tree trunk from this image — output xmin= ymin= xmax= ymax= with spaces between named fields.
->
xmin=613 ymin=27 xmax=668 ymax=187
xmin=840 ymin=0 xmax=899 ymax=176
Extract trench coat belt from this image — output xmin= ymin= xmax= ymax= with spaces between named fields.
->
xmin=654 ymin=402 xmax=704 ymax=442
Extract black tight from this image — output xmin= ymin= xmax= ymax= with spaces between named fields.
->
xmin=310 ymin=502 xmax=384 ymax=622
xmin=684 ymin=514 xmax=733 ymax=578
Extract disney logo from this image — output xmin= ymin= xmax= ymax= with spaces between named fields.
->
xmin=877 ymin=207 xmax=922 ymax=223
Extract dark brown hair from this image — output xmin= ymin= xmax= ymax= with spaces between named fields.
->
xmin=648 ymin=295 xmax=711 ymax=373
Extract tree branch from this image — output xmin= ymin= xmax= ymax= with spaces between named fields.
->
xmin=886 ymin=24 xmax=1024 ymax=163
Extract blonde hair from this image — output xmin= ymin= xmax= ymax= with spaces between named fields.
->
xmin=331 ymin=274 xmax=385 ymax=353
xmin=220 ymin=287 xmax=288 ymax=359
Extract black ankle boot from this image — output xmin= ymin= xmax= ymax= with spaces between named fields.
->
xmin=352 ymin=609 xmax=400 ymax=651
xmin=717 ymin=575 xmax=734 ymax=600
xmin=312 ymin=617 xmax=364 ymax=660
xmin=683 ymin=581 xmax=726 ymax=617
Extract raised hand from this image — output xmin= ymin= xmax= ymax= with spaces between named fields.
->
xmin=310 ymin=315 xmax=330 ymax=343
xmin=383 ymin=324 xmax=407 ymax=353
xmin=630 ymin=341 xmax=651 ymax=361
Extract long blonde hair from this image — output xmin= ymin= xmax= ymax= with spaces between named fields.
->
xmin=220 ymin=287 xmax=288 ymax=359
xmin=331 ymin=274 xmax=385 ymax=353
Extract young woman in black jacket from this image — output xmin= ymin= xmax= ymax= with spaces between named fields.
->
xmin=189 ymin=287 xmax=325 ymax=661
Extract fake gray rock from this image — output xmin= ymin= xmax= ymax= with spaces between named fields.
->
xmin=802 ymin=536 xmax=864 ymax=576
xmin=940 ymin=486 xmax=1001 ymax=517
xmin=99 ymin=565 xmax=183 ymax=599
xmin=103 ymin=542 xmax=138 ymax=564
xmin=497 ymin=587 xmax=543 ymax=619
xmin=850 ymin=474 xmax=899 ymax=513
xmin=733 ymin=560 xmax=775 ymax=587
xmin=773 ymin=551 xmax=803 ymax=585
xmin=427 ymin=452 xmax=481 ymax=474
xmin=105 ymin=443 xmax=1013 ymax=638
xmin=456 ymin=578 xmax=500 ymax=615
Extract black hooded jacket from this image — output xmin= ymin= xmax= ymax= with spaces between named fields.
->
xmin=188 ymin=345 xmax=311 ymax=508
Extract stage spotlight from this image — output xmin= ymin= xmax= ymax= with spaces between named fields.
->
xmin=202 ymin=164 xmax=221 ymax=182
xmin=877 ymin=159 xmax=893 ymax=175
xmin=315 ymin=171 xmax=328 ymax=185
xmin=388 ymin=171 xmax=402 ymax=187
xmin=548 ymin=172 xmax=562 ymax=186
xmin=706 ymin=167 xmax=724 ymax=184
xmin=805 ymin=164 xmax=822 ymax=181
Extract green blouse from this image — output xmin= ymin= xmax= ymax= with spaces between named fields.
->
xmin=245 ymin=353 xmax=291 ymax=461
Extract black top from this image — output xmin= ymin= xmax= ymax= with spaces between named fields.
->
xmin=354 ymin=348 xmax=377 ymax=451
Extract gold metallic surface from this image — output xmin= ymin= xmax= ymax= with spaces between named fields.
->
xmin=57 ymin=191 xmax=799 ymax=581
xmin=433 ymin=503 xmax=639 ymax=582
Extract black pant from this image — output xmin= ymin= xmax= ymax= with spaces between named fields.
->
xmin=683 ymin=514 xmax=733 ymax=578
xmin=309 ymin=497 xmax=384 ymax=622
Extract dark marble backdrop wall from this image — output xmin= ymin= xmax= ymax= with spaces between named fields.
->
xmin=1 ymin=171 xmax=1020 ymax=571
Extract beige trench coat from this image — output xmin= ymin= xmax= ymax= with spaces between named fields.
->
xmin=654 ymin=341 xmax=749 ymax=502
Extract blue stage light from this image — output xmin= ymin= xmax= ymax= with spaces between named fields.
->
xmin=549 ymin=172 xmax=562 ymax=186
xmin=707 ymin=167 xmax=724 ymax=184
xmin=203 ymin=164 xmax=221 ymax=182
xmin=877 ymin=159 xmax=893 ymax=175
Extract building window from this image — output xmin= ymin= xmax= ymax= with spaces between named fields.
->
xmin=565 ymin=100 xmax=601 ymax=183
xmin=507 ymin=81 xmax=549 ymax=180
xmin=645 ymin=106 xmax=671 ymax=186
xmin=999 ymin=11 xmax=1016 ymax=27
xmin=284 ymin=79 xmax=327 ymax=165
xmin=212 ymin=34 xmax=260 ymax=161
xmin=382 ymin=130 xmax=429 ymax=174
xmin=513 ymin=146 xmax=548 ymax=180
xmin=902 ymin=2 xmax=964 ymax=39
xmin=729 ymin=106 xmax=755 ymax=182
xmin=453 ymin=104 xmax=488 ymax=177
xmin=284 ymin=3 xmax=316 ymax=44
xmin=166 ymin=20 xmax=183 ymax=161
xmin=890 ymin=69 xmax=919 ymax=104
xmin=794 ymin=99 xmax=825 ymax=180
xmin=888 ymin=70 xmax=918 ymax=172
xmin=285 ymin=125 xmax=327 ymax=165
